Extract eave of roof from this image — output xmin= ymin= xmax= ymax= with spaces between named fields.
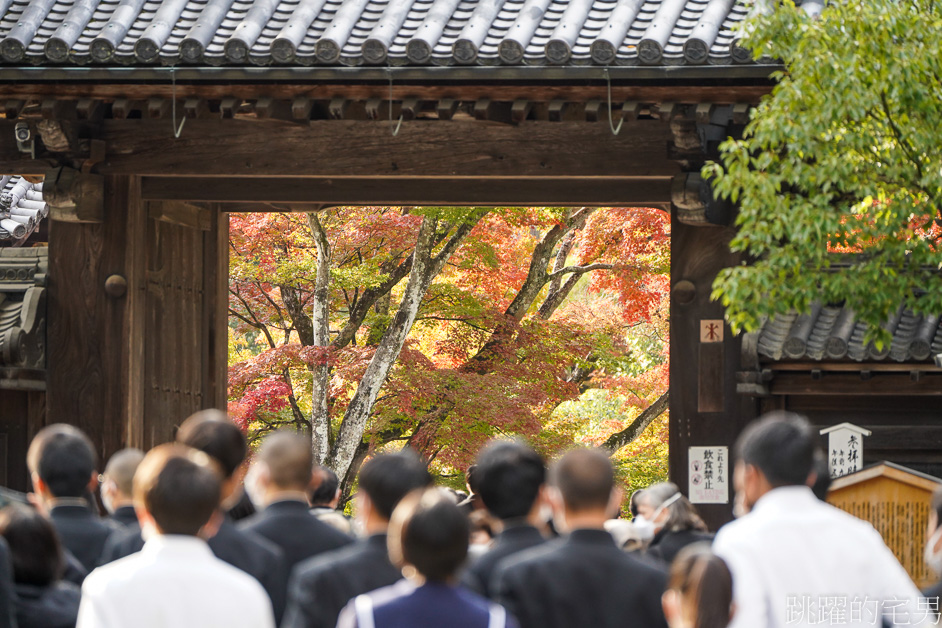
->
xmin=754 ymin=304 xmax=942 ymax=364
xmin=0 ymin=0 xmax=779 ymax=72
xmin=0 ymin=61 xmax=779 ymax=84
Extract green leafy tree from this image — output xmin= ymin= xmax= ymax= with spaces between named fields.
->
xmin=706 ymin=0 xmax=942 ymax=343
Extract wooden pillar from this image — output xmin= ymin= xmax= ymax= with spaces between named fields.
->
xmin=47 ymin=175 xmax=139 ymax=463
xmin=46 ymin=176 xmax=228 ymax=466
xmin=669 ymin=217 xmax=758 ymax=530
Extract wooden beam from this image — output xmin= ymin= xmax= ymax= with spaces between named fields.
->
xmin=140 ymin=176 xmax=673 ymax=207
xmin=148 ymin=200 xmax=212 ymax=230
xmin=770 ymin=373 xmax=942 ymax=396
xmin=0 ymin=83 xmax=774 ymax=105
xmin=0 ymin=119 xmax=677 ymax=179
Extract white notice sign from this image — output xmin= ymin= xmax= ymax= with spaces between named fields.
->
xmin=688 ymin=446 xmax=729 ymax=504
xmin=819 ymin=423 xmax=871 ymax=479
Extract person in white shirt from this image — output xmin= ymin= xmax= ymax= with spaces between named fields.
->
xmin=714 ymin=412 xmax=932 ymax=628
xmin=76 ymin=444 xmax=275 ymax=628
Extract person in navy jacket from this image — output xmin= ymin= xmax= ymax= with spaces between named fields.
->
xmin=338 ymin=488 xmax=515 ymax=628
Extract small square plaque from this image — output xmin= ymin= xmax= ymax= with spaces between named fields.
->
xmin=700 ymin=320 xmax=724 ymax=343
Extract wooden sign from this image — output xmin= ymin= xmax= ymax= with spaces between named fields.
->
xmin=688 ymin=446 xmax=729 ymax=504
xmin=700 ymin=320 xmax=724 ymax=343
xmin=820 ymin=423 xmax=872 ymax=478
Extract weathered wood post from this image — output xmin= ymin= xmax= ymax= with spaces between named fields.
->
xmin=667 ymin=104 xmax=759 ymax=530
xmin=44 ymin=174 xmax=227 ymax=468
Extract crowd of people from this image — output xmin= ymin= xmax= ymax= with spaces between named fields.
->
xmin=0 ymin=409 xmax=939 ymax=627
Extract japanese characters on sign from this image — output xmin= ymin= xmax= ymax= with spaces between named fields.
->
xmin=688 ymin=446 xmax=729 ymax=504
xmin=819 ymin=423 xmax=872 ymax=479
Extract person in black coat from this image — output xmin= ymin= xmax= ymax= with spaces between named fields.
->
xmin=98 ymin=410 xmax=288 ymax=620
xmin=635 ymin=482 xmax=713 ymax=565
xmin=0 ymin=504 xmax=81 ymax=628
xmin=282 ymin=451 xmax=433 ymax=628
xmin=461 ymin=440 xmax=548 ymax=599
xmin=494 ymin=448 xmax=668 ymax=628
xmin=26 ymin=425 xmax=119 ymax=572
xmin=100 ymin=448 xmax=145 ymax=529
xmin=0 ymin=535 xmax=15 ymax=628
xmin=239 ymin=431 xmax=353 ymax=580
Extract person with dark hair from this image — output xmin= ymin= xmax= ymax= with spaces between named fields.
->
xmin=26 ymin=424 xmax=119 ymax=573
xmin=309 ymin=466 xmax=353 ymax=534
xmin=461 ymin=440 xmax=548 ymax=598
xmin=76 ymin=444 xmax=275 ymax=628
xmin=808 ymin=448 xmax=832 ymax=501
xmin=714 ymin=411 xmax=930 ymax=628
xmin=494 ymin=448 xmax=668 ymax=628
xmin=240 ymin=432 xmax=352 ymax=603
xmin=99 ymin=410 xmax=287 ymax=620
xmin=337 ymin=488 xmax=515 ymax=628
xmin=635 ymin=482 xmax=712 ymax=565
xmin=0 ymin=504 xmax=79 ymax=628
xmin=458 ymin=464 xmax=482 ymax=514
xmin=661 ymin=544 xmax=734 ymax=628
xmin=100 ymin=448 xmax=145 ymax=528
xmin=282 ymin=451 xmax=433 ymax=628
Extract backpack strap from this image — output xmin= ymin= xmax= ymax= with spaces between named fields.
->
xmin=354 ymin=594 xmax=375 ymax=628
xmin=487 ymin=604 xmax=506 ymax=628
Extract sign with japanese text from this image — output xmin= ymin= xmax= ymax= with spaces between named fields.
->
xmin=688 ymin=446 xmax=729 ymax=504
xmin=820 ymin=423 xmax=872 ymax=479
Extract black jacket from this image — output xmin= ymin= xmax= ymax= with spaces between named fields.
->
xmin=49 ymin=505 xmax=120 ymax=573
xmin=462 ymin=524 xmax=546 ymax=599
xmin=646 ymin=528 xmax=714 ymax=565
xmin=13 ymin=582 xmax=80 ymax=628
xmin=494 ymin=528 xmax=669 ymax=628
xmin=282 ymin=534 xmax=402 ymax=628
xmin=108 ymin=505 xmax=139 ymax=529
xmin=97 ymin=514 xmax=287 ymax=621
xmin=238 ymin=499 xmax=353 ymax=573
xmin=239 ymin=500 xmax=352 ymax=624
xmin=0 ymin=538 xmax=15 ymax=628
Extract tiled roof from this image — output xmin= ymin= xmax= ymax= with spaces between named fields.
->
xmin=0 ymin=176 xmax=47 ymax=246
xmin=0 ymin=0 xmax=766 ymax=67
xmin=756 ymin=304 xmax=942 ymax=363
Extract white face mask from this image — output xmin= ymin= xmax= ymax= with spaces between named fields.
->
xmin=100 ymin=480 xmax=116 ymax=514
xmin=632 ymin=516 xmax=655 ymax=541
xmin=925 ymin=528 xmax=942 ymax=575
xmin=634 ymin=492 xmax=682 ymax=540
xmin=243 ymin=463 xmax=266 ymax=509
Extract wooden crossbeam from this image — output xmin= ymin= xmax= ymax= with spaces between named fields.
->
xmin=141 ymin=176 xmax=673 ymax=207
xmin=0 ymin=118 xmax=678 ymax=178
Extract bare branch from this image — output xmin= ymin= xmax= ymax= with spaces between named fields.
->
xmin=548 ymin=263 xmax=615 ymax=280
xmin=600 ymin=391 xmax=670 ymax=455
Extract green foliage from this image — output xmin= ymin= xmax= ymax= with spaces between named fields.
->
xmin=549 ymin=389 xmax=669 ymax=500
xmin=706 ymin=0 xmax=942 ymax=345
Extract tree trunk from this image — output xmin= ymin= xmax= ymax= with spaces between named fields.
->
xmin=600 ymin=390 xmax=670 ymax=454
xmin=307 ymin=213 xmax=332 ymax=463
xmin=327 ymin=210 xmax=486 ymax=484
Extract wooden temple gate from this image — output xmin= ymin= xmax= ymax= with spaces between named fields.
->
xmin=1 ymin=0 xmax=938 ymax=528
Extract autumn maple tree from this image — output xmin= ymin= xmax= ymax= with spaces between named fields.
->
xmin=228 ymin=205 xmax=670 ymax=492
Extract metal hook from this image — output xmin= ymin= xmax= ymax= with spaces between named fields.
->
xmin=604 ymin=68 xmax=623 ymax=136
xmin=171 ymin=67 xmax=186 ymax=139
xmin=388 ymin=67 xmax=403 ymax=137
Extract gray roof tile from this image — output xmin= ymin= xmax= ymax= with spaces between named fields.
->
xmin=0 ymin=176 xmax=47 ymax=245
xmin=756 ymin=304 xmax=942 ymax=364
xmin=0 ymin=0 xmax=767 ymax=66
